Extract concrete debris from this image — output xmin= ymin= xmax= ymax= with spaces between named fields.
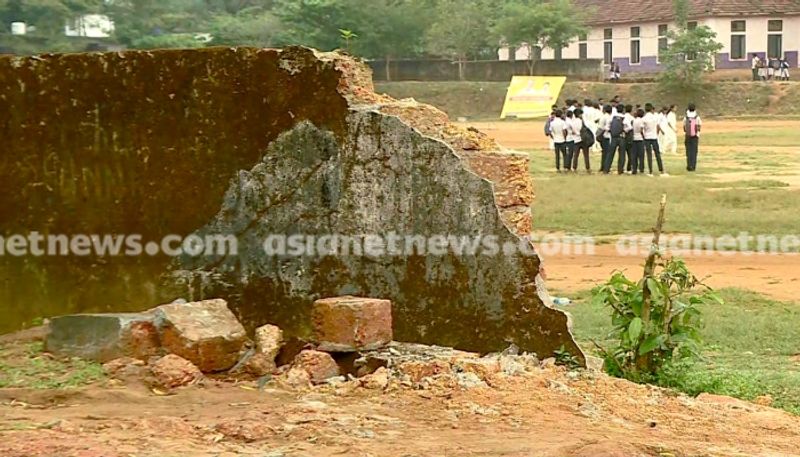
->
xmin=154 ymin=299 xmax=248 ymax=372
xmin=150 ymin=354 xmax=203 ymax=388
xmin=312 ymin=296 xmax=393 ymax=352
xmin=292 ymin=350 xmax=341 ymax=384
xmin=45 ymin=313 xmax=160 ymax=363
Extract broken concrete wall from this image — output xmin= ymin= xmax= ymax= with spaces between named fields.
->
xmin=0 ymin=46 xmax=581 ymax=361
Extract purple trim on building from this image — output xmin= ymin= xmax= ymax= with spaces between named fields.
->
xmin=612 ymin=56 xmax=661 ymax=73
xmin=717 ymin=51 xmax=798 ymax=69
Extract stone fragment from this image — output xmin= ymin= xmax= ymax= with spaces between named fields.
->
xmin=150 ymin=354 xmax=202 ymax=388
xmin=283 ymin=366 xmax=312 ymax=389
xmin=254 ymin=324 xmax=283 ymax=360
xmin=244 ymin=352 xmax=276 ymax=377
xmin=454 ymin=358 xmax=501 ymax=380
xmin=45 ymin=313 xmax=159 ymax=362
xmin=312 ymin=296 xmax=392 ymax=352
xmin=360 ymin=367 xmax=390 ymax=390
xmin=102 ymin=357 xmax=146 ymax=378
xmin=293 ymin=350 xmax=341 ymax=384
xmin=154 ymin=299 xmax=247 ymax=372
xmin=397 ymin=359 xmax=451 ymax=383
xmin=585 ymin=355 xmax=605 ymax=372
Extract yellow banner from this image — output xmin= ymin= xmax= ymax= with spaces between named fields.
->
xmin=500 ymin=76 xmax=567 ymax=119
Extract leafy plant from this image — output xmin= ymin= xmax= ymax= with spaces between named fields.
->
xmin=338 ymin=28 xmax=357 ymax=51
xmin=658 ymin=0 xmax=723 ymax=91
xmin=554 ymin=345 xmax=581 ymax=369
xmin=592 ymin=195 xmax=723 ymax=381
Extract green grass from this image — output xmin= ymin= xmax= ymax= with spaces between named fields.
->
xmin=0 ymin=341 xmax=105 ymax=389
xmin=701 ymin=128 xmax=800 ymax=147
xmin=526 ymin=132 xmax=800 ymax=244
xmin=561 ymin=287 xmax=800 ymax=415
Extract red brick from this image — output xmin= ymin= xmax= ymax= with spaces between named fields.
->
xmin=293 ymin=350 xmax=340 ymax=384
xmin=312 ymin=296 xmax=392 ymax=352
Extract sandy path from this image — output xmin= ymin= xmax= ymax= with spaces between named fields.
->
xmin=542 ymin=244 xmax=800 ymax=302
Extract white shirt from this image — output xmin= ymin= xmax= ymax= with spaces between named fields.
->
xmin=600 ymin=113 xmax=612 ymax=139
xmin=667 ymin=111 xmax=677 ymax=132
xmin=550 ymin=117 xmax=567 ymax=143
xmin=623 ymin=113 xmax=634 ymax=133
xmin=633 ymin=117 xmax=645 ymax=141
xmin=642 ymin=112 xmax=659 ymax=140
xmin=583 ymin=106 xmax=600 ymax=132
xmin=567 ymin=117 xmax=582 ymax=142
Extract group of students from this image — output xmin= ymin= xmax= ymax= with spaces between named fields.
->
xmin=545 ymin=96 xmax=703 ymax=175
xmin=751 ymin=54 xmax=791 ymax=81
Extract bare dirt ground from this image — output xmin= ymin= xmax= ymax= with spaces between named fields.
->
xmin=542 ymin=243 xmax=800 ymax=302
xmin=2 ymin=366 xmax=800 ymax=457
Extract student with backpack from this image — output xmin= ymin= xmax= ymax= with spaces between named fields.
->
xmin=572 ymin=108 xmax=593 ymax=173
xmin=550 ymin=109 xmax=569 ymax=173
xmin=603 ymin=107 xmax=626 ymax=174
xmin=598 ymin=104 xmax=612 ymax=170
xmin=684 ymin=104 xmax=702 ymax=171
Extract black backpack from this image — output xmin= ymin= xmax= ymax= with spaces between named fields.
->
xmin=581 ymin=120 xmax=596 ymax=147
xmin=610 ymin=116 xmax=624 ymax=137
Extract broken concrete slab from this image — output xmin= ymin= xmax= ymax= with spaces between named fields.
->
xmin=0 ymin=46 xmax=582 ymax=364
xmin=312 ymin=296 xmax=392 ymax=352
xmin=45 ymin=313 xmax=160 ymax=363
xmin=154 ymin=299 xmax=247 ymax=372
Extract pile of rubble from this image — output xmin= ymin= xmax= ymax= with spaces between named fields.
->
xmin=45 ymin=296 xmax=561 ymax=391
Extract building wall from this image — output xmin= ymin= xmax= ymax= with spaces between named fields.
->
xmin=499 ymin=14 xmax=800 ymax=74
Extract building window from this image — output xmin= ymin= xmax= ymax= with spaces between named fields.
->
xmin=629 ymin=27 xmax=640 ymax=64
xmin=579 ymin=43 xmax=588 ymax=59
xmin=687 ymin=21 xmax=698 ymax=30
xmin=768 ymin=34 xmax=783 ymax=59
xmin=658 ymin=24 xmax=668 ymax=62
xmin=604 ymin=41 xmax=613 ymax=65
xmin=730 ymin=20 xmax=746 ymax=60
xmin=604 ymin=28 xmax=613 ymax=40
xmin=630 ymin=40 xmax=641 ymax=64
xmin=768 ymin=20 xmax=783 ymax=59
xmin=554 ymin=47 xmax=563 ymax=60
xmin=579 ymin=32 xmax=587 ymax=41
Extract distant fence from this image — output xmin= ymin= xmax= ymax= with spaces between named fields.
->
xmin=367 ymin=58 xmax=605 ymax=82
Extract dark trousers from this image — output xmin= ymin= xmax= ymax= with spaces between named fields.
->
xmin=645 ymin=139 xmax=664 ymax=174
xmin=600 ymin=137 xmax=610 ymax=171
xmin=603 ymin=136 xmax=626 ymax=173
xmin=554 ymin=142 xmax=567 ymax=170
xmin=685 ymin=136 xmax=700 ymax=171
xmin=625 ymin=134 xmax=634 ymax=172
xmin=752 ymin=68 xmax=759 ymax=81
xmin=564 ymin=141 xmax=576 ymax=171
xmin=572 ymin=141 xmax=591 ymax=171
xmin=631 ymin=141 xmax=645 ymax=174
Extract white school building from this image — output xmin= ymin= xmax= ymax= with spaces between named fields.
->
xmin=498 ymin=0 xmax=800 ymax=73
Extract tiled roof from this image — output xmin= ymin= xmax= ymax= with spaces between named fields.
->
xmin=574 ymin=0 xmax=800 ymax=25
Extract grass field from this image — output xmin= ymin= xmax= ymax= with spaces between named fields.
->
xmin=464 ymin=116 xmax=800 ymax=415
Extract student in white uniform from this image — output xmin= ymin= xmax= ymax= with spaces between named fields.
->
xmin=564 ymin=110 xmax=579 ymax=172
xmin=631 ymin=108 xmax=646 ymax=175
xmin=642 ymin=103 xmax=667 ymax=176
xmin=550 ymin=110 xmax=568 ymax=173
xmin=662 ymin=105 xmax=678 ymax=154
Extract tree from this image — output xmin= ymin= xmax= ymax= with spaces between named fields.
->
xmin=424 ymin=0 xmax=492 ymax=80
xmin=493 ymin=0 xmax=585 ymax=75
xmin=658 ymin=0 xmax=722 ymax=89
xmin=207 ymin=7 xmax=285 ymax=47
